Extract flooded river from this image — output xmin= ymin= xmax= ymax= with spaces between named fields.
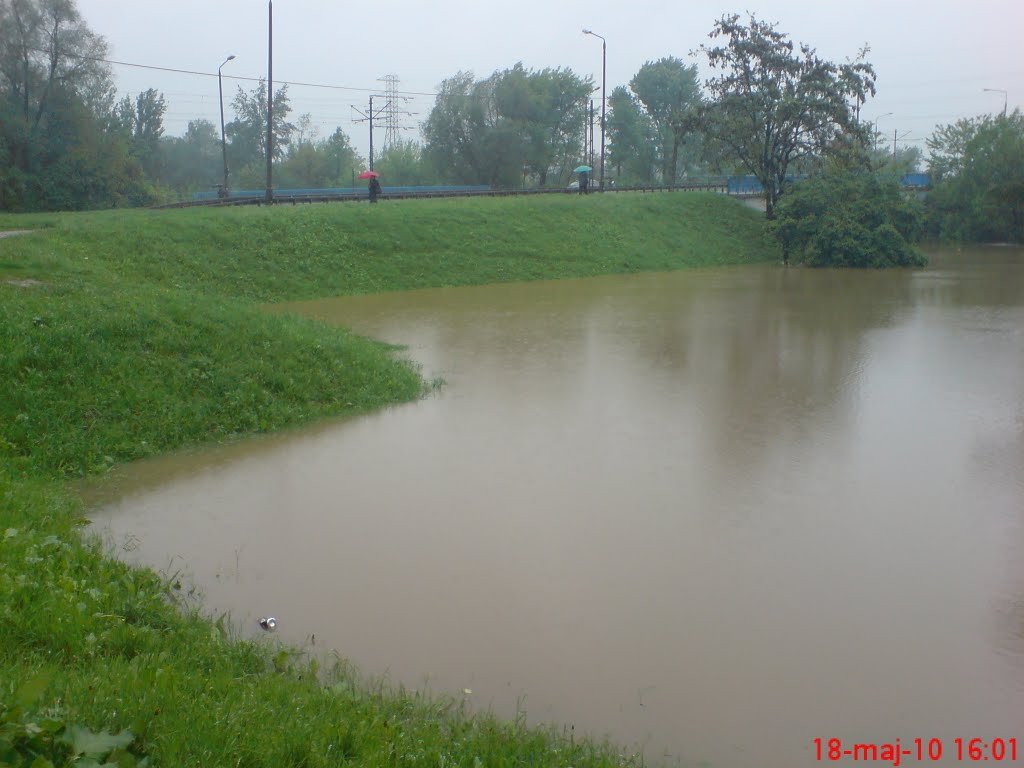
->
xmin=84 ymin=246 xmax=1024 ymax=767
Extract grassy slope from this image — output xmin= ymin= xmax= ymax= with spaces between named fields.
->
xmin=1 ymin=193 xmax=773 ymax=301
xmin=0 ymin=193 xmax=776 ymax=767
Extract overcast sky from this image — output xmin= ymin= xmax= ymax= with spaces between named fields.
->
xmin=76 ymin=0 xmax=1022 ymax=163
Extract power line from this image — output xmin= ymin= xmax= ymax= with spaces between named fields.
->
xmin=32 ymin=46 xmax=441 ymax=97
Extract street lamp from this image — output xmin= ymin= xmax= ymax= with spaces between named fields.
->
xmin=582 ymin=29 xmax=606 ymax=190
xmin=982 ymin=88 xmax=1008 ymax=118
xmin=218 ymin=54 xmax=236 ymax=198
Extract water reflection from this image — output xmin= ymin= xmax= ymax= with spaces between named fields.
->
xmin=84 ymin=246 xmax=1024 ymax=768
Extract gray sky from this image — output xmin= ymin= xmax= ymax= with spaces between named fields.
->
xmin=76 ymin=0 xmax=1022 ymax=163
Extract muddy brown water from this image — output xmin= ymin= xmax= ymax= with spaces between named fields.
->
xmin=83 ymin=246 xmax=1024 ymax=767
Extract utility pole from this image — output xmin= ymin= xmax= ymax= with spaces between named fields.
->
xmin=265 ymin=0 xmax=273 ymax=204
xmin=352 ymin=96 xmax=389 ymax=170
xmin=893 ymin=129 xmax=912 ymax=161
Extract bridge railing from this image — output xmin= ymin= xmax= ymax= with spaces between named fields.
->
xmin=164 ymin=179 xmax=738 ymax=208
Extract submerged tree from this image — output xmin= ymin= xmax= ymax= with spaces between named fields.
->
xmin=695 ymin=12 xmax=876 ymax=219
xmin=773 ymin=169 xmax=925 ymax=267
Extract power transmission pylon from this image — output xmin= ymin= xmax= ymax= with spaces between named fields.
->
xmin=377 ymin=74 xmax=415 ymax=150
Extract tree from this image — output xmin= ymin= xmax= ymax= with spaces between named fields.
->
xmin=116 ymin=87 xmax=165 ymax=180
xmin=926 ymin=117 xmax=975 ymax=182
xmin=34 ymin=85 xmax=148 ymax=208
xmin=500 ymin=65 xmax=591 ymax=186
xmin=321 ymin=127 xmax=362 ymax=185
xmin=773 ymin=169 xmax=925 ymax=267
xmin=158 ymin=118 xmax=220 ymax=196
xmin=274 ymin=126 xmax=364 ymax=189
xmin=292 ymin=112 xmax=317 ymax=149
xmin=0 ymin=0 xmax=124 ymax=209
xmin=629 ymin=57 xmax=703 ymax=183
xmin=696 ymin=13 xmax=876 ymax=219
xmin=374 ymin=139 xmax=434 ymax=187
xmin=926 ymin=110 xmax=1024 ymax=242
xmin=606 ymin=85 xmax=657 ymax=184
xmin=422 ymin=71 xmax=487 ymax=184
xmin=423 ymin=65 xmax=591 ymax=188
xmin=226 ymin=78 xmax=294 ymax=170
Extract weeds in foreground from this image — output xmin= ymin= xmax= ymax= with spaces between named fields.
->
xmin=1 ymin=673 xmax=147 ymax=768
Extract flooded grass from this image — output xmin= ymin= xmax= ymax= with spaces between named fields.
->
xmin=0 ymin=193 xmax=775 ymax=766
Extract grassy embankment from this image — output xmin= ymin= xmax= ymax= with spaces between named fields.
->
xmin=0 ymin=193 xmax=777 ymax=766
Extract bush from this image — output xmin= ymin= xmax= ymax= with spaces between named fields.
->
xmin=774 ymin=170 xmax=926 ymax=267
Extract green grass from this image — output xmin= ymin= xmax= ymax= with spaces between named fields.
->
xmin=0 ymin=193 xmax=775 ymax=302
xmin=0 ymin=192 xmax=776 ymax=767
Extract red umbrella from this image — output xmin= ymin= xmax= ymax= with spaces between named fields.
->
xmin=357 ymin=170 xmax=380 ymax=179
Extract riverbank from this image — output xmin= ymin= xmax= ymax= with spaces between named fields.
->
xmin=0 ymin=193 xmax=777 ymax=766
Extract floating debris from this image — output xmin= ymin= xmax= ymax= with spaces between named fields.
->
xmin=259 ymin=617 xmax=277 ymax=631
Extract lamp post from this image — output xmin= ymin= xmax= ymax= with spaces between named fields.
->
xmin=582 ymin=29 xmax=606 ymax=190
xmin=218 ymin=55 xmax=236 ymax=198
xmin=982 ymin=88 xmax=1008 ymax=118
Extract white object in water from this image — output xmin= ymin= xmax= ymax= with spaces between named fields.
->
xmin=259 ymin=617 xmax=277 ymax=631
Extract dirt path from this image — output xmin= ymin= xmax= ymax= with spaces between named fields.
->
xmin=0 ymin=230 xmax=33 ymax=238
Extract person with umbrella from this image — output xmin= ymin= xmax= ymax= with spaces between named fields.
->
xmin=574 ymin=165 xmax=592 ymax=195
xmin=359 ymin=170 xmax=382 ymax=203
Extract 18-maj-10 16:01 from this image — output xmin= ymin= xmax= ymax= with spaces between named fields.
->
xmin=814 ymin=737 xmax=1018 ymax=764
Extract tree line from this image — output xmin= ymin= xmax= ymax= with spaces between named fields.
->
xmin=1 ymin=0 xmax=1020 ymax=247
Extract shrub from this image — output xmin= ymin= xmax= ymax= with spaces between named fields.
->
xmin=774 ymin=170 xmax=926 ymax=267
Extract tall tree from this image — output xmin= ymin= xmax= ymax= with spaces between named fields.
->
xmin=125 ymin=88 xmax=165 ymax=179
xmin=629 ymin=57 xmax=702 ymax=183
xmin=606 ymin=85 xmax=657 ymax=184
xmin=495 ymin=64 xmax=591 ymax=186
xmin=158 ymin=118 xmax=220 ymax=196
xmin=927 ymin=117 xmax=978 ymax=182
xmin=927 ymin=110 xmax=1024 ymax=242
xmin=226 ymin=78 xmax=294 ymax=170
xmin=696 ymin=12 xmax=876 ymax=218
xmin=0 ymin=0 xmax=121 ymax=209
xmin=422 ymin=71 xmax=487 ymax=184
xmin=423 ymin=65 xmax=591 ymax=188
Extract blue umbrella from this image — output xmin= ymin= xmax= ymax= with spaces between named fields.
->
xmin=574 ymin=165 xmax=593 ymax=173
